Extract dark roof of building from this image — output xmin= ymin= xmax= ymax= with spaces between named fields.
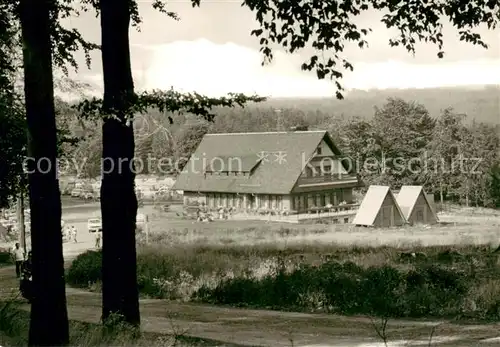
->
xmin=172 ymin=130 xmax=354 ymax=194
xmin=204 ymin=155 xmax=261 ymax=173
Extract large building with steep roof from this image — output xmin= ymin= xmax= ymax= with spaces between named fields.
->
xmin=172 ymin=130 xmax=361 ymax=212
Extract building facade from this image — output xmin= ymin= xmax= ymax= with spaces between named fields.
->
xmin=173 ymin=130 xmax=361 ymax=213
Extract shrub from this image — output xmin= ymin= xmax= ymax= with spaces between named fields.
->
xmin=0 ymin=250 xmax=12 ymax=265
xmin=66 ymin=250 xmax=102 ymax=287
xmin=66 ymin=243 xmax=500 ymax=320
xmin=194 ymin=261 xmax=474 ymax=319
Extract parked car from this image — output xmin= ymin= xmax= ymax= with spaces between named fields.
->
xmin=71 ymin=188 xmax=83 ymax=198
xmin=81 ymin=190 xmax=94 ymax=200
xmin=87 ymin=218 xmax=102 ymax=233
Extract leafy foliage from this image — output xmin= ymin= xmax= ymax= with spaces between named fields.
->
xmin=0 ymin=97 xmax=25 ymax=208
xmin=239 ymin=0 xmax=499 ymax=98
xmin=489 ymin=163 xmax=500 ymax=208
xmin=75 ymin=89 xmax=265 ymax=122
xmin=0 ymin=2 xmax=24 ymax=208
xmin=173 ymin=122 xmax=210 ymax=170
xmin=68 ymin=245 xmax=500 ymax=319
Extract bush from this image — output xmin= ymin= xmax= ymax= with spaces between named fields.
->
xmin=66 ymin=243 xmax=500 ymax=320
xmin=0 ymin=250 xmax=12 ymax=265
xmin=66 ymin=250 xmax=102 ymax=287
xmin=193 ymin=261 xmax=473 ymax=318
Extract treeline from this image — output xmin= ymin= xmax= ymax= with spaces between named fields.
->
xmin=64 ymin=96 xmax=500 ymax=208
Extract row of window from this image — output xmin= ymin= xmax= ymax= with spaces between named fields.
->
xmin=291 ymin=190 xmax=345 ymax=211
xmin=206 ymin=193 xmax=283 ymax=209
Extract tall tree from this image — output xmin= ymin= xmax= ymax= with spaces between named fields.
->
xmin=425 ymin=108 xmax=467 ymax=205
xmin=99 ymin=0 xmax=141 ymax=325
xmin=0 ymin=0 xmax=24 ymax=209
xmin=173 ymin=122 xmax=210 ymax=171
xmin=369 ymin=98 xmax=435 ymax=187
xmin=18 ymin=0 xmax=69 ymax=344
xmin=74 ymin=2 xmax=264 ymax=325
xmin=489 ymin=163 xmax=500 ymax=208
xmin=455 ymin=121 xmax=500 ymax=207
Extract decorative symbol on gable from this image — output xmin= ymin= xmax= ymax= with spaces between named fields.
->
xmin=256 ymin=151 xmax=270 ymax=162
xmin=274 ymin=151 xmax=287 ymax=164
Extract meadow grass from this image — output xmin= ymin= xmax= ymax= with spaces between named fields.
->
xmin=67 ymin=242 xmax=500 ymax=320
xmin=144 ymin=204 xmax=500 ymax=248
xmin=66 ymin=206 xmax=500 ymax=320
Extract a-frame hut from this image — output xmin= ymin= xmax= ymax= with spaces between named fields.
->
xmin=352 ymin=185 xmax=406 ymax=227
xmin=396 ymin=185 xmax=438 ymax=225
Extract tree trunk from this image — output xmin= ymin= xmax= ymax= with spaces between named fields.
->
xmin=17 ymin=194 xmax=26 ymax=253
xmin=100 ymin=0 xmax=140 ymax=325
xmin=19 ymin=0 xmax=69 ymax=345
xmin=439 ymin=181 xmax=444 ymax=210
xmin=465 ymin=178 xmax=470 ymax=207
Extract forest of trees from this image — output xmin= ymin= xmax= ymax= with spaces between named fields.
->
xmin=62 ymin=91 xmax=500 ymax=209
xmin=61 ymin=86 xmax=500 ymax=207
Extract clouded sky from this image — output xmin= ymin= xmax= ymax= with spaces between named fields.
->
xmin=65 ymin=1 xmax=500 ymax=98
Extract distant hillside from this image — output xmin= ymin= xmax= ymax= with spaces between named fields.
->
xmin=256 ymin=85 xmax=500 ymax=124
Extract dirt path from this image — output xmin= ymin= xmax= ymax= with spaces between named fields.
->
xmin=1 ymin=265 xmax=500 ymax=347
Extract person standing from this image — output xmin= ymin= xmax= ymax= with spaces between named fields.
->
xmin=72 ymin=225 xmax=77 ymax=243
xmin=11 ymin=243 xmax=25 ymax=278
xmin=95 ymin=232 xmax=101 ymax=248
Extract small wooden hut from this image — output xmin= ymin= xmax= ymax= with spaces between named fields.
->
xmin=352 ymin=185 xmax=406 ymax=227
xmin=396 ymin=186 xmax=438 ymax=225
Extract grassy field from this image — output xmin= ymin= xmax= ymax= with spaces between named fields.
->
xmin=64 ymin=205 xmax=500 ymax=322
xmin=144 ymin=204 xmax=500 ymax=248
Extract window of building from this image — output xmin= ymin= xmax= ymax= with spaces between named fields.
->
xmin=330 ymin=192 xmax=336 ymax=205
xmin=322 ymin=166 xmax=331 ymax=176
xmin=344 ymin=217 xmax=349 ymax=224
xmin=317 ymin=147 xmax=322 ymax=155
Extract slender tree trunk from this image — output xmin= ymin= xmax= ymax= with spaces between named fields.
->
xmin=465 ymin=179 xmax=470 ymax=207
xmin=439 ymin=181 xmax=444 ymax=210
xmin=19 ymin=0 xmax=69 ymax=344
xmin=100 ymin=0 xmax=140 ymax=325
xmin=17 ymin=194 xmax=26 ymax=253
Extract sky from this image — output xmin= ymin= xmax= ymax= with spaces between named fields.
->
xmin=63 ymin=1 xmax=500 ymax=98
